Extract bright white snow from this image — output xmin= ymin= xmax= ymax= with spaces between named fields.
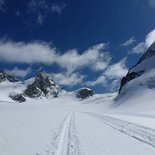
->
xmin=0 ymin=91 xmax=155 ymax=155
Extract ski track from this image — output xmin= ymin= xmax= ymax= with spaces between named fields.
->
xmin=86 ymin=112 xmax=155 ymax=148
xmin=38 ymin=112 xmax=81 ymax=155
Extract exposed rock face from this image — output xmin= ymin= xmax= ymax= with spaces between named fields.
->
xmin=119 ymin=71 xmax=144 ymax=93
xmin=9 ymin=94 xmax=26 ymax=103
xmin=76 ymin=88 xmax=95 ymax=99
xmin=119 ymin=42 xmax=155 ymax=94
xmin=24 ymin=71 xmax=60 ymax=98
xmin=0 ymin=71 xmax=19 ymax=83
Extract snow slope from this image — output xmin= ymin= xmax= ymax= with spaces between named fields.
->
xmin=0 ymin=93 xmax=155 ymax=155
xmin=0 ymin=81 xmax=26 ymax=102
xmin=115 ymin=42 xmax=155 ymax=115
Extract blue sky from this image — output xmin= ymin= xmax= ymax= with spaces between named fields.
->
xmin=0 ymin=0 xmax=155 ymax=93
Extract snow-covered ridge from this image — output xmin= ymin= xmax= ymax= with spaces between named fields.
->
xmin=0 ymin=70 xmax=96 ymax=102
xmin=119 ymin=41 xmax=155 ymax=94
xmin=116 ymin=42 xmax=155 ymax=113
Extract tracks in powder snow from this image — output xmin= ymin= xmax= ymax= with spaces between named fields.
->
xmin=38 ymin=112 xmax=155 ymax=155
xmin=87 ymin=112 xmax=155 ymax=148
xmin=42 ymin=112 xmax=81 ymax=155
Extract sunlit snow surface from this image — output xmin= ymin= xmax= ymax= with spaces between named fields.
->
xmin=0 ymin=89 xmax=155 ymax=155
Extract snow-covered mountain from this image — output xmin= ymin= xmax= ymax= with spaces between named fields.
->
xmin=9 ymin=71 xmax=63 ymax=102
xmin=119 ymin=41 xmax=155 ymax=93
xmin=116 ymin=42 xmax=155 ymax=114
xmin=24 ymin=71 xmax=61 ymax=98
xmin=0 ymin=70 xmax=96 ymax=102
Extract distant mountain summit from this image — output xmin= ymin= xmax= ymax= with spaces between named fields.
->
xmin=10 ymin=71 xmax=62 ymax=102
xmin=0 ymin=70 xmax=96 ymax=103
xmin=0 ymin=71 xmax=19 ymax=83
xmin=24 ymin=71 xmax=61 ymax=98
xmin=75 ymin=87 xmax=95 ymax=99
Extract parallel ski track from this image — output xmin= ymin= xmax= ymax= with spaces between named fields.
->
xmin=40 ymin=112 xmax=81 ymax=155
xmin=87 ymin=112 xmax=155 ymax=148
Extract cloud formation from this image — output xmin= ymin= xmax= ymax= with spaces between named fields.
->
xmin=57 ymin=43 xmax=111 ymax=73
xmin=145 ymin=29 xmax=155 ymax=47
xmin=148 ymin=0 xmax=155 ymax=8
xmin=104 ymin=58 xmax=128 ymax=79
xmin=0 ymin=38 xmax=128 ymax=89
xmin=4 ymin=67 xmax=31 ymax=78
xmin=86 ymin=75 xmax=107 ymax=87
xmin=51 ymin=3 xmax=66 ymax=14
xmin=122 ymin=36 xmax=136 ymax=47
xmin=0 ymin=40 xmax=111 ymax=74
xmin=132 ymin=42 xmax=146 ymax=54
xmin=53 ymin=72 xmax=85 ymax=87
xmin=0 ymin=40 xmax=57 ymax=64
xmin=86 ymin=58 xmax=128 ymax=90
xmin=132 ymin=29 xmax=155 ymax=54
xmin=0 ymin=0 xmax=5 ymax=11
xmin=27 ymin=0 xmax=66 ymax=25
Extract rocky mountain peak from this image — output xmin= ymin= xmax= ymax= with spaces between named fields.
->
xmin=24 ymin=70 xmax=61 ymax=98
xmin=0 ymin=71 xmax=19 ymax=83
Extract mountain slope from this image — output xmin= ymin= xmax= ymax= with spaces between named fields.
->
xmin=115 ymin=42 xmax=155 ymax=114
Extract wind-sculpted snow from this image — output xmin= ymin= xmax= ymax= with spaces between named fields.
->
xmin=88 ymin=113 xmax=155 ymax=148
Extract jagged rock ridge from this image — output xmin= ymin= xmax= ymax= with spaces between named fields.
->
xmin=24 ymin=71 xmax=60 ymax=98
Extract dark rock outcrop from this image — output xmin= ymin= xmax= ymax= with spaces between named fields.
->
xmin=9 ymin=94 xmax=26 ymax=103
xmin=119 ymin=71 xmax=144 ymax=93
xmin=76 ymin=88 xmax=95 ymax=99
xmin=119 ymin=42 xmax=155 ymax=94
xmin=24 ymin=71 xmax=60 ymax=98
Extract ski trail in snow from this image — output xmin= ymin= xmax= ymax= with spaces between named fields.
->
xmin=67 ymin=113 xmax=81 ymax=155
xmin=55 ymin=113 xmax=72 ymax=155
xmin=55 ymin=112 xmax=81 ymax=155
xmin=86 ymin=112 xmax=155 ymax=148
xmin=40 ymin=112 xmax=81 ymax=155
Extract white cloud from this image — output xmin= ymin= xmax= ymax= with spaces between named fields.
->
xmin=109 ymin=79 xmax=120 ymax=91
xmin=0 ymin=40 xmax=110 ymax=74
xmin=132 ymin=29 xmax=155 ymax=54
xmin=86 ymin=75 xmax=107 ymax=87
xmin=148 ymin=0 xmax=155 ymax=8
xmin=86 ymin=58 xmax=128 ymax=91
xmin=27 ymin=0 xmax=66 ymax=25
xmin=145 ymin=29 xmax=155 ymax=47
xmin=122 ymin=36 xmax=136 ymax=47
xmin=132 ymin=42 xmax=146 ymax=54
xmin=53 ymin=72 xmax=85 ymax=87
xmin=104 ymin=58 xmax=128 ymax=78
xmin=0 ymin=40 xmax=58 ymax=64
xmin=51 ymin=4 xmax=66 ymax=14
xmin=57 ymin=43 xmax=111 ymax=73
xmin=4 ymin=67 xmax=31 ymax=78
xmin=0 ymin=0 xmax=5 ymax=11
